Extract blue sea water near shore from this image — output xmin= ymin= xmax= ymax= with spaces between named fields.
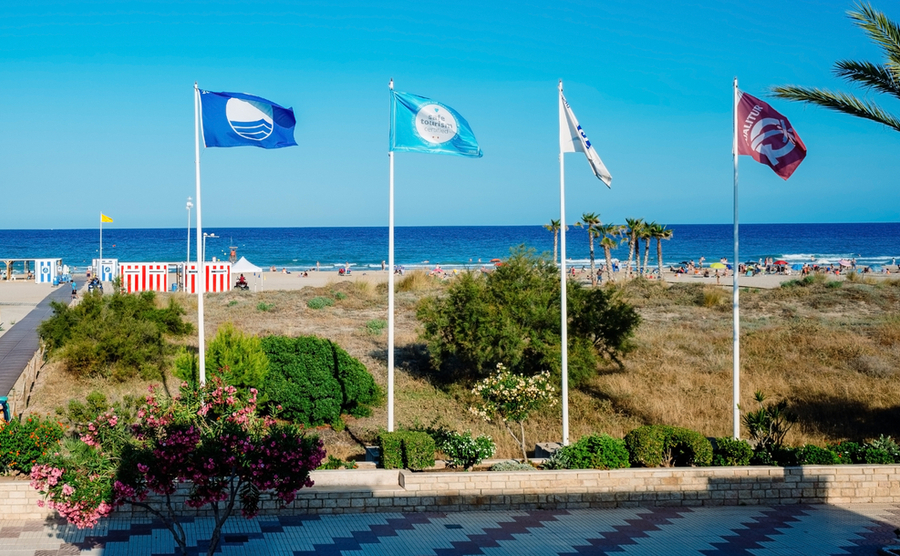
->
xmin=0 ymin=223 xmax=898 ymax=273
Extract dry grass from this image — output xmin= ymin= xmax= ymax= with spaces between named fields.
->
xmin=22 ymin=277 xmax=900 ymax=460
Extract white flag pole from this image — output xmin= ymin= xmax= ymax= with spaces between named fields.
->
xmin=387 ymin=78 xmax=395 ymax=432
xmin=195 ymin=83 xmax=207 ymax=386
xmin=558 ymin=80 xmax=570 ymax=446
xmin=732 ymin=77 xmax=741 ymax=439
xmin=99 ymin=215 xmax=103 ymax=280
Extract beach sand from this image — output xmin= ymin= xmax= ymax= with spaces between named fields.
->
xmin=1 ymin=266 xmax=896 ymax=339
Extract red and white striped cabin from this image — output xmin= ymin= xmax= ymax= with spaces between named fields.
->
xmin=183 ymin=263 xmax=232 ymax=294
xmin=119 ymin=263 xmax=169 ymax=293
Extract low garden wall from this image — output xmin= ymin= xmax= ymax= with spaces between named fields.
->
xmin=5 ymin=464 xmax=900 ymax=520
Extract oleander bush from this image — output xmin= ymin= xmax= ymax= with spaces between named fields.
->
xmin=0 ymin=415 xmax=65 ymax=474
xmin=712 ymin=437 xmax=754 ymax=466
xmin=555 ymin=433 xmax=630 ymax=470
xmin=260 ymin=335 xmax=382 ymax=426
xmin=438 ymin=431 xmax=495 ymax=469
xmin=624 ymin=425 xmax=713 ymax=467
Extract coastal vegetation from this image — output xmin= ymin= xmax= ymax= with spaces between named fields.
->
xmin=17 ymin=267 xmax=900 ymax=464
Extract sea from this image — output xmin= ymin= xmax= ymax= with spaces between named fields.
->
xmin=0 ymin=223 xmax=898 ymax=273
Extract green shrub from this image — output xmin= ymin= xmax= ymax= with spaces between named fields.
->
xmin=0 ymin=415 xmax=65 ymax=474
xmin=365 ymin=319 xmax=387 ymax=335
xmin=317 ymin=455 xmax=357 ymax=470
xmin=438 ymin=431 xmax=495 ymax=469
xmin=861 ymin=446 xmax=894 ymax=464
xmin=256 ymin=302 xmax=275 ymax=311
xmin=260 ymin=335 xmax=381 ymax=427
xmin=307 ymin=297 xmax=334 ymax=310
xmin=204 ymin=323 xmax=269 ymax=393
xmin=377 ymin=431 xmax=404 ymax=470
xmin=795 ymin=444 xmax=839 ymax=465
xmin=558 ymin=433 xmax=630 ymax=470
xmin=334 ymin=292 xmax=347 ymax=300
xmin=624 ymin=425 xmax=666 ymax=467
xmin=712 ymin=437 xmax=753 ymax=466
xmin=829 ymin=441 xmax=863 ymax=464
xmin=867 ymin=435 xmax=900 ymax=463
xmin=403 ymin=432 xmax=437 ymax=470
xmin=416 ymin=248 xmax=640 ymax=385
xmin=624 ymin=425 xmax=712 ymax=467
xmin=542 ymin=447 xmax=573 ymax=470
xmin=37 ymin=291 xmax=191 ymax=380
xmin=377 ymin=431 xmax=435 ymax=470
xmin=490 ymin=460 xmax=535 ymax=471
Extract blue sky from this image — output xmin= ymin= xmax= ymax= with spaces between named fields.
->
xmin=1 ymin=0 xmax=897 ymax=229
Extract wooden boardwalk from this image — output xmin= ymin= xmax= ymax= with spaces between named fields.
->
xmin=0 ymin=284 xmax=71 ymax=397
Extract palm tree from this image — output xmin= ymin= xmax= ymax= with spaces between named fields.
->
xmin=598 ymin=223 xmax=623 ymax=282
xmin=648 ymin=222 xmax=673 ymax=278
xmin=641 ymin=222 xmax=654 ymax=276
xmin=543 ymin=219 xmax=567 ymax=264
xmin=624 ymin=218 xmax=644 ymax=278
xmin=772 ymin=3 xmax=900 ymax=133
xmin=575 ymin=212 xmax=602 ymax=286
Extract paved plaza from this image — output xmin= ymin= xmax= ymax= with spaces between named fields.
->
xmin=1 ymin=503 xmax=899 ymax=555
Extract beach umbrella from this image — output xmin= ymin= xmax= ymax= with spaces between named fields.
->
xmin=792 ymin=264 xmax=804 ymax=271
xmin=710 ymin=262 xmax=726 ymax=269
xmin=774 ymin=260 xmax=788 ymax=265
xmin=839 ymin=260 xmax=852 ymax=267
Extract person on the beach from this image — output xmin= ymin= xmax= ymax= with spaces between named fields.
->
xmin=381 ymin=260 xmax=385 ymax=271
xmin=71 ymin=281 xmax=77 ymax=299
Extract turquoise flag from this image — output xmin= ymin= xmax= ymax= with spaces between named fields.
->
xmin=390 ymin=90 xmax=482 ymax=157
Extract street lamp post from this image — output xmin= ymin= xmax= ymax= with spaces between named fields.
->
xmin=202 ymin=233 xmax=218 ymax=263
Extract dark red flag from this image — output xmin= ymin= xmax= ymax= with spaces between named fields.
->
xmin=736 ymin=90 xmax=806 ymax=180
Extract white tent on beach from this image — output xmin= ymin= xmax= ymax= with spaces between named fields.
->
xmin=231 ymin=256 xmax=262 ymax=274
xmin=230 ymin=256 xmax=263 ymax=291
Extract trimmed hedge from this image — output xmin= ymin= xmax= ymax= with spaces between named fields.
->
xmin=377 ymin=431 xmax=436 ymax=471
xmin=712 ymin=437 xmax=753 ymax=467
xmin=624 ymin=425 xmax=712 ymax=467
xmin=558 ymin=433 xmax=630 ymax=470
xmin=260 ymin=335 xmax=382 ymax=427
xmin=795 ymin=444 xmax=839 ymax=465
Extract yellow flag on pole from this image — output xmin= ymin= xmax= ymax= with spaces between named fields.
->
xmin=101 ymin=214 xmax=113 ymax=223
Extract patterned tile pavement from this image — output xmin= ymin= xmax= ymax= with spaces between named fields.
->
xmin=1 ymin=504 xmax=899 ymax=556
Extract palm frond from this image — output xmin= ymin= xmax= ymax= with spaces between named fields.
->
xmin=833 ymin=59 xmax=900 ymax=98
xmin=771 ymin=85 xmax=900 ymax=132
xmin=849 ymin=3 xmax=900 ymax=67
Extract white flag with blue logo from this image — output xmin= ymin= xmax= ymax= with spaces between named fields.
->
xmin=200 ymin=90 xmax=297 ymax=149
xmin=390 ymin=91 xmax=482 ymax=157
xmin=560 ymin=90 xmax=612 ymax=187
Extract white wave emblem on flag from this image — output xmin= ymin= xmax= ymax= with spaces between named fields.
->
xmin=225 ymin=98 xmax=274 ymax=141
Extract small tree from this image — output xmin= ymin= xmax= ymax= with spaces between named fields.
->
xmin=204 ymin=322 xmax=269 ymax=391
xmin=469 ymin=363 xmax=557 ymax=461
xmin=741 ymin=391 xmax=797 ymax=465
xmin=30 ymin=378 xmax=325 ymax=556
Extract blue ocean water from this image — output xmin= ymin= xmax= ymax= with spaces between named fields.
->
xmin=0 ymin=223 xmax=898 ymax=273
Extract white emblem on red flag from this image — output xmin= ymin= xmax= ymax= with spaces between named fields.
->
xmin=736 ymin=90 xmax=806 ymax=180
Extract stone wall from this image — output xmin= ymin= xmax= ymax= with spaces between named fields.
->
xmin=5 ymin=465 xmax=900 ymax=520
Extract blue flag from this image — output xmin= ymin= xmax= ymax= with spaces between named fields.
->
xmin=199 ymin=90 xmax=297 ymax=149
xmin=390 ymin=90 xmax=482 ymax=157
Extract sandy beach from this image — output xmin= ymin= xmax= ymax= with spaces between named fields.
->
xmin=1 ymin=266 xmax=896 ymax=339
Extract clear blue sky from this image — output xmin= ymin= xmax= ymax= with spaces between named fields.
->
xmin=1 ymin=0 xmax=897 ymax=229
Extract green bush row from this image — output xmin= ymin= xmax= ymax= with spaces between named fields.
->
xmin=377 ymin=431 xmax=436 ymax=470
xmin=542 ymin=428 xmax=900 ymax=471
